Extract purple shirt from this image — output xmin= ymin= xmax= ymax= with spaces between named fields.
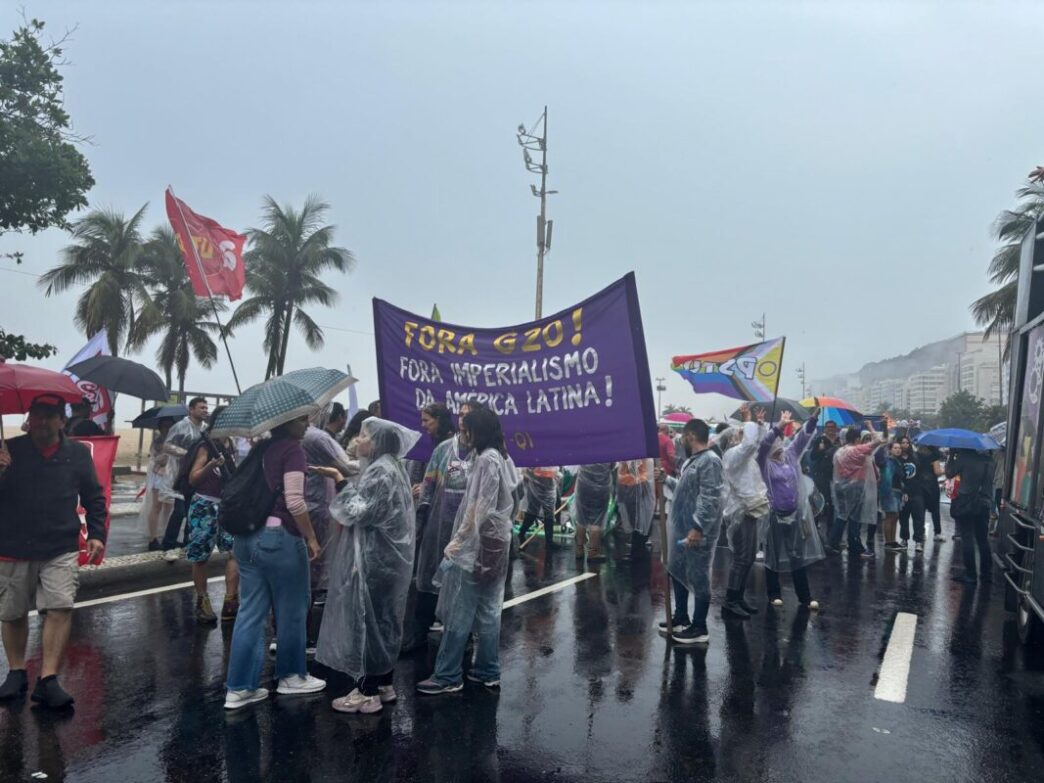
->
xmin=263 ymin=437 xmax=308 ymax=536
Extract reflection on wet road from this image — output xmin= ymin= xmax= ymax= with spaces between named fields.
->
xmin=2 ymin=520 xmax=1044 ymax=782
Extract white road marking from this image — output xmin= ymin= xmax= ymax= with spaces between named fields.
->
xmin=502 ymin=573 xmax=597 ymax=609
xmin=875 ymin=612 xmax=918 ymax=703
xmin=28 ymin=576 xmax=225 ymax=617
xmin=29 ymin=571 xmax=596 ymax=617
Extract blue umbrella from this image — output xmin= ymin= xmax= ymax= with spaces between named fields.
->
xmin=209 ymin=367 xmax=356 ymax=438
xmin=914 ymin=428 xmax=1002 ymax=452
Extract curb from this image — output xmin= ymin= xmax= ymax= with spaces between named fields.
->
xmin=77 ymin=550 xmax=231 ymax=600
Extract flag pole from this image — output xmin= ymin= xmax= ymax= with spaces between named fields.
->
xmin=769 ymin=337 xmax=786 ymax=425
xmin=168 ymin=188 xmax=242 ymax=395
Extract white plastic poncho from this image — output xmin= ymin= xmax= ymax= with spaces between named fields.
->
xmin=435 ymin=447 xmax=521 ymax=621
xmin=415 ymin=435 xmax=471 ymax=594
xmin=721 ymin=422 xmax=770 ymax=520
xmin=522 ymin=467 xmax=559 ymax=517
xmin=139 ymin=432 xmax=174 ymax=532
xmin=831 ymin=441 xmax=881 ymax=528
xmin=756 ymin=421 xmax=825 ymax=573
xmin=666 ymin=449 xmax=724 ymax=601
xmin=573 ymin=463 xmax=614 ymax=529
xmin=315 ymin=418 xmax=421 ymax=680
xmin=615 ymin=459 xmax=655 ymax=537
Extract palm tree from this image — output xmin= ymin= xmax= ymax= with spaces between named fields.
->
xmin=972 ymin=177 xmax=1044 ymax=347
xmin=128 ymin=227 xmax=224 ymax=395
xmin=226 ymin=195 xmax=354 ymax=378
xmin=39 ymin=206 xmax=151 ymax=355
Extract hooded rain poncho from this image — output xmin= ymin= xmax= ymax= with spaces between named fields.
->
xmin=757 ymin=418 xmax=825 ymax=572
xmin=302 ymin=421 xmax=358 ymax=590
xmin=832 ymin=439 xmax=882 ymax=528
xmin=522 ymin=467 xmax=559 ymax=517
xmin=315 ymin=418 xmax=421 ymax=679
xmin=436 ymin=447 xmax=521 ymax=621
xmin=666 ymin=449 xmax=724 ymax=601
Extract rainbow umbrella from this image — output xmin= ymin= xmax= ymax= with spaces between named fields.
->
xmin=800 ymin=396 xmax=864 ymax=427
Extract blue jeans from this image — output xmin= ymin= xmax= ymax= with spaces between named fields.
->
xmin=226 ymin=526 xmax=310 ymax=691
xmin=432 ymin=565 xmax=502 ymax=685
xmin=828 ymin=515 xmax=862 ymax=551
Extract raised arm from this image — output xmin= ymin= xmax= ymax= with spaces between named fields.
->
xmin=787 ymin=410 xmax=819 ymax=460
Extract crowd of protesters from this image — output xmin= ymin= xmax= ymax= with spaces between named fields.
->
xmin=0 ymin=388 xmax=996 ymax=712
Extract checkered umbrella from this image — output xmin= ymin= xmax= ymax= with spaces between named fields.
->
xmin=208 ymin=367 xmax=356 ymax=438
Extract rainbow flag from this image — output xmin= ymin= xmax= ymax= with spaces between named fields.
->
xmin=671 ymin=337 xmax=785 ymax=403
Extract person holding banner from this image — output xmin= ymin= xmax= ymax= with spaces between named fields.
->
xmin=573 ymin=463 xmax=614 ymax=563
xmin=417 ymin=407 xmax=520 ymax=694
xmin=409 ymin=402 xmax=478 ymax=651
xmin=519 ymin=466 xmax=561 ymax=551
xmin=0 ymin=394 xmax=106 ymax=708
xmin=660 ymin=419 xmax=724 ymax=645
xmin=756 ymin=410 xmax=824 ymax=609
xmin=720 ymin=405 xmax=770 ymax=620
xmin=615 ymin=459 xmax=655 ymax=559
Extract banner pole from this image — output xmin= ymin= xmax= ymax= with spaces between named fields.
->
xmin=769 ymin=337 xmax=786 ymax=424
xmin=168 ymin=188 xmax=242 ymax=394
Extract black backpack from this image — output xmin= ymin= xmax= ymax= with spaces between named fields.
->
xmin=219 ymin=439 xmax=279 ymax=536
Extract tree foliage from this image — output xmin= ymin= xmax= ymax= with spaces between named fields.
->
xmin=0 ymin=328 xmax=56 ymax=360
xmin=0 ymin=18 xmax=94 ymax=235
xmin=226 ymin=195 xmax=353 ymax=378
xmin=937 ymin=390 xmax=1005 ymax=432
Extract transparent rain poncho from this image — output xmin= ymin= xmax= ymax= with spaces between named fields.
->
xmin=721 ymin=422 xmax=770 ymax=520
xmin=522 ymin=467 xmax=559 ymax=517
xmin=666 ymin=449 xmax=724 ymax=601
xmin=139 ymin=431 xmax=175 ymax=534
xmin=315 ymin=418 xmax=421 ymax=680
xmin=573 ymin=463 xmax=614 ymax=529
xmin=415 ymin=435 xmax=471 ymax=594
xmin=435 ymin=447 xmax=521 ymax=620
xmin=756 ymin=420 xmax=825 ymax=572
xmin=832 ymin=439 xmax=882 ymax=528
xmin=302 ymin=422 xmax=359 ymax=590
xmin=615 ymin=459 xmax=655 ymax=537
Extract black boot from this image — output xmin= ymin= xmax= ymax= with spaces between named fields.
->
xmin=0 ymin=669 xmax=27 ymax=700
xmin=31 ymin=675 xmax=74 ymax=708
xmin=721 ymin=589 xmax=751 ymax=620
xmin=543 ymin=518 xmax=556 ymax=550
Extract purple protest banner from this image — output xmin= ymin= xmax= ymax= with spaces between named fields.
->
xmin=373 ymin=273 xmax=658 ymax=467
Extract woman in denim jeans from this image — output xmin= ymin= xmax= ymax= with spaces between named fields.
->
xmin=223 ymin=415 xmax=324 ymax=710
xmin=417 ymin=407 xmax=520 ymax=695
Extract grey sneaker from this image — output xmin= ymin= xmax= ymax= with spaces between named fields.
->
xmin=466 ymin=672 xmax=501 ymax=689
xmin=416 ymin=678 xmax=464 ymax=695
xmin=276 ymin=674 xmax=326 ymax=695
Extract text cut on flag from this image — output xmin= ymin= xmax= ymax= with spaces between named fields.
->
xmin=165 ymin=188 xmax=246 ymax=301
xmin=671 ymin=337 xmax=785 ymax=403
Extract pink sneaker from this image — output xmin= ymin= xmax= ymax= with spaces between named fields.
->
xmin=331 ymin=689 xmax=382 ymax=714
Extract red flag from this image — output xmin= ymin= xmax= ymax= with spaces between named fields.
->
xmin=165 ymin=188 xmax=246 ymax=300
xmin=72 ymin=435 xmax=119 ymax=566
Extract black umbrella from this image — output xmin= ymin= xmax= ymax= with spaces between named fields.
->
xmin=729 ymin=397 xmax=809 ymax=422
xmin=66 ymin=356 xmax=169 ymax=401
xmin=131 ymin=404 xmax=189 ymax=429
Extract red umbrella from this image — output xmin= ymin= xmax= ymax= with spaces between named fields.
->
xmin=0 ymin=360 xmax=83 ymax=441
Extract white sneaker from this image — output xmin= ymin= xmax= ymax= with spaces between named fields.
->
xmin=806 ymin=600 xmax=820 ymax=611
xmin=163 ymin=549 xmax=179 ymax=563
xmin=933 ymin=535 xmax=945 ymax=543
xmin=224 ymin=687 xmax=269 ymax=710
xmin=277 ymin=674 xmax=326 ymax=696
xmin=915 ymin=543 xmax=924 ymax=553
xmin=268 ymin=642 xmax=277 ymax=655
xmin=755 ymin=551 xmax=765 ymax=562
xmin=378 ymin=685 xmax=397 ymax=703
xmin=429 ymin=622 xmax=444 ymax=632
xmin=331 ymin=688 xmax=382 ymax=714
xmin=771 ymin=598 xmax=784 ymax=607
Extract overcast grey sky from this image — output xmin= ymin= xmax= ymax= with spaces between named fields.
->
xmin=1 ymin=1 xmax=1040 ymax=419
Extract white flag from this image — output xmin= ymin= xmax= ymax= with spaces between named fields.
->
xmin=62 ymin=330 xmax=114 ymax=426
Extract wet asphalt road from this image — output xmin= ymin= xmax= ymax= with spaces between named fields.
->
xmin=3 ymin=514 xmax=1044 ymax=783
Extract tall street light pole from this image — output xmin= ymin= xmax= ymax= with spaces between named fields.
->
xmin=656 ymin=376 xmax=667 ymax=418
xmin=752 ymin=313 xmax=766 ymax=340
xmin=518 ymin=107 xmax=557 ymax=319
